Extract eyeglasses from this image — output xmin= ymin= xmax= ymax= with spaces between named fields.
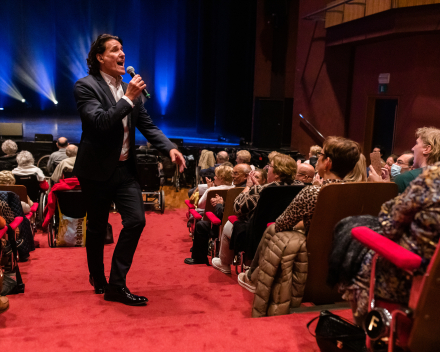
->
xmin=266 ymin=163 xmax=274 ymax=169
xmin=317 ymin=152 xmax=325 ymax=158
xmin=396 ymin=160 xmax=409 ymax=166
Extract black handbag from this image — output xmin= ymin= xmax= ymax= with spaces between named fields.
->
xmin=307 ymin=310 xmax=367 ymax=352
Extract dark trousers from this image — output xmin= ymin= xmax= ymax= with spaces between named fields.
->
xmin=191 ymin=203 xmax=223 ymax=261
xmin=78 ymin=160 xmax=146 ymax=287
xmin=191 ymin=220 xmax=212 ymax=261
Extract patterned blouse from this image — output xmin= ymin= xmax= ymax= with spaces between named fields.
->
xmin=275 ymin=179 xmax=344 ymax=233
xmin=233 ymin=180 xmax=303 ymax=221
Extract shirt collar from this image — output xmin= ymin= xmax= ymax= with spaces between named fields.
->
xmin=100 ymin=70 xmax=122 ymax=88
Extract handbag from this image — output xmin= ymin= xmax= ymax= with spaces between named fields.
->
xmin=307 ymin=310 xmax=367 ymax=352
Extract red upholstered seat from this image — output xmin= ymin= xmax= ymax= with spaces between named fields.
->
xmin=267 ymin=222 xmax=275 ymax=227
xmin=26 ymin=213 xmax=33 ymax=220
xmin=351 ymin=226 xmax=422 ymax=272
xmin=228 ymin=215 xmax=238 ymax=224
xmin=0 ymin=216 xmax=24 ymax=238
xmin=189 ymin=209 xmax=203 ymax=220
xmin=205 ymin=212 xmax=221 ymax=226
xmin=184 ymin=199 xmax=195 ymax=209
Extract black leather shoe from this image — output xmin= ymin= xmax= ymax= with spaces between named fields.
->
xmin=89 ymin=274 xmax=108 ymax=294
xmin=104 ymin=285 xmax=148 ymax=306
xmin=184 ymin=258 xmax=209 ymax=265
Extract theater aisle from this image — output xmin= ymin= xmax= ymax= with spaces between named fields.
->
xmin=1 ymin=203 xmax=348 ymax=351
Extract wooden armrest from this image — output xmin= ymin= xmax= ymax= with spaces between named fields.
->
xmin=206 ymin=212 xmax=221 ymax=226
xmin=189 ymin=209 xmax=203 ymax=220
xmin=228 ymin=215 xmax=239 ymax=224
xmin=30 ymin=203 xmax=39 ymax=213
xmin=184 ymin=199 xmax=195 ymax=209
xmin=351 ymin=226 xmax=422 ymax=271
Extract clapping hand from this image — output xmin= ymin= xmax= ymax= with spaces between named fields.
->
xmin=312 ymin=173 xmax=323 ymax=186
xmin=206 ymin=178 xmax=214 ymax=188
xmin=210 ymin=194 xmax=224 ymax=207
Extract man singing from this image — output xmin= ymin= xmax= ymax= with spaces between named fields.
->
xmin=73 ymin=34 xmax=185 ymax=306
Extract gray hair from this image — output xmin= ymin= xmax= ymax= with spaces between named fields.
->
xmin=66 ymin=144 xmax=78 ymax=157
xmin=2 ymin=140 xmax=18 ymax=155
xmin=16 ymin=151 xmax=35 ymax=167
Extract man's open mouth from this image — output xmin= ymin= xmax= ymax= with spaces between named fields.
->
xmin=117 ymin=61 xmax=124 ymax=66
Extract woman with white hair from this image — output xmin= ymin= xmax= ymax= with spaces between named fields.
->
xmin=12 ymin=151 xmax=49 ymax=190
xmin=0 ymin=140 xmax=19 ymax=171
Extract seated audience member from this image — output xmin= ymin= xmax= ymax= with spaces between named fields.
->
xmin=12 ymin=151 xmax=49 ymax=191
xmin=304 ymin=145 xmax=322 ymax=166
xmin=47 ymin=137 xmax=69 ymax=173
xmin=0 ymin=170 xmax=16 ymax=185
xmin=394 ymin=128 xmax=440 ymax=193
xmin=369 ymin=127 xmax=440 ymax=193
xmin=372 ymin=145 xmax=386 ymax=162
xmin=0 ymin=140 xmax=18 ymax=171
xmin=295 ymin=161 xmax=315 ymax=183
xmin=51 ymin=144 xmax=78 ymax=183
xmin=386 ymin=154 xmax=398 ymax=168
xmin=344 ymin=153 xmax=367 ymax=182
xmin=329 ymin=163 xmax=440 ymax=325
xmin=253 ymin=168 xmax=267 ymax=185
xmin=222 ymin=161 xmax=234 ymax=168
xmin=236 ymin=150 xmax=255 ymax=170
xmin=238 ymin=136 xmax=361 ymax=291
xmin=212 ymin=153 xmax=302 ymax=274
xmin=232 ymin=163 xmax=251 ymax=187
xmin=197 ymin=165 xmax=234 ymax=210
xmin=184 ymin=193 xmax=225 ymax=265
xmin=369 ymin=151 xmax=414 ymax=182
xmin=199 ymin=151 xmax=229 ymax=181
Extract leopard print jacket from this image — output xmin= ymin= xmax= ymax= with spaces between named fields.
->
xmin=275 ymin=179 xmax=344 ymax=233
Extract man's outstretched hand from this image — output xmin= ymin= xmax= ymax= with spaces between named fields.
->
xmin=170 ymin=149 xmax=186 ymax=173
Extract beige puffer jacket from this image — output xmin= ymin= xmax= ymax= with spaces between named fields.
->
xmin=252 ymin=224 xmax=308 ymax=317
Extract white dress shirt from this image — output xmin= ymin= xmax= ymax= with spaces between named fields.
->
xmin=100 ymin=71 xmax=134 ymax=161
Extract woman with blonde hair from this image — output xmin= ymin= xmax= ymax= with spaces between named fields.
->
xmin=344 ymin=154 xmax=367 ymax=182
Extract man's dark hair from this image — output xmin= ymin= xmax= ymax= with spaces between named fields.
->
xmin=57 ymin=137 xmax=69 ymax=148
xmin=373 ymin=145 xmax=385 ymax=157
xmin=87 ymin=34 xmax=123 ymax=76
xmin=323 ymin=136 xmax=361 ymax=179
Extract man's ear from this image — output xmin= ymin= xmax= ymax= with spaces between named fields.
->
xmin=96 ymin=54 xmax=103 ymax=63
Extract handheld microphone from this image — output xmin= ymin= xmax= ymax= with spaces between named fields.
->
xmin=126 ymin=66 xmax=151 ymax=99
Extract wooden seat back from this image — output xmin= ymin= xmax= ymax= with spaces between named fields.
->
xmin=202 ymin=189 xmax=229 ymax=222
xmin=0 ymin=185 xmax=29 ymax=203
xmin=221 ymin=187 xmax=244 ymax=225
xmin=303 ymin=182 xmax=398 ymax=305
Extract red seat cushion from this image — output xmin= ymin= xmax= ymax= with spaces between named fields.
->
xmin=206 ymin=212 xmax=221 ymax=226
xmin=351 ymin=226 xmax=422 ymax=271
xmin=189 ymin=209 xmax=203 ymax=220
xmin=228 ymin=215 xmax=239 ymax=224
xmin=184 ymin=199 xmax=195 ymax=209
xmin=26 ymin=212 xmax=33 ymax=220
xmin=9 ymin=217 xmax=23 ymax=230
xmin=30 ymin=203 xmax=39 ymax=213
xmin=267 ymin=222 xmax=275 ymax=227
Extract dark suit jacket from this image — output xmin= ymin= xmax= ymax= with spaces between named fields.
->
xmin=73 ymin=73 xmax=175 ymax=181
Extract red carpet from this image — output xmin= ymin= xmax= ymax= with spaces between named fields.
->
xmin=1 ymin=208 xmax=351 ymax=351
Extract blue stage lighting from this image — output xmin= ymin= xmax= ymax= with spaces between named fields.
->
xmin=154 ymin=2 xmax=177 ymax=116
xmin=0 ymin=108 xmax=4 ymax=111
